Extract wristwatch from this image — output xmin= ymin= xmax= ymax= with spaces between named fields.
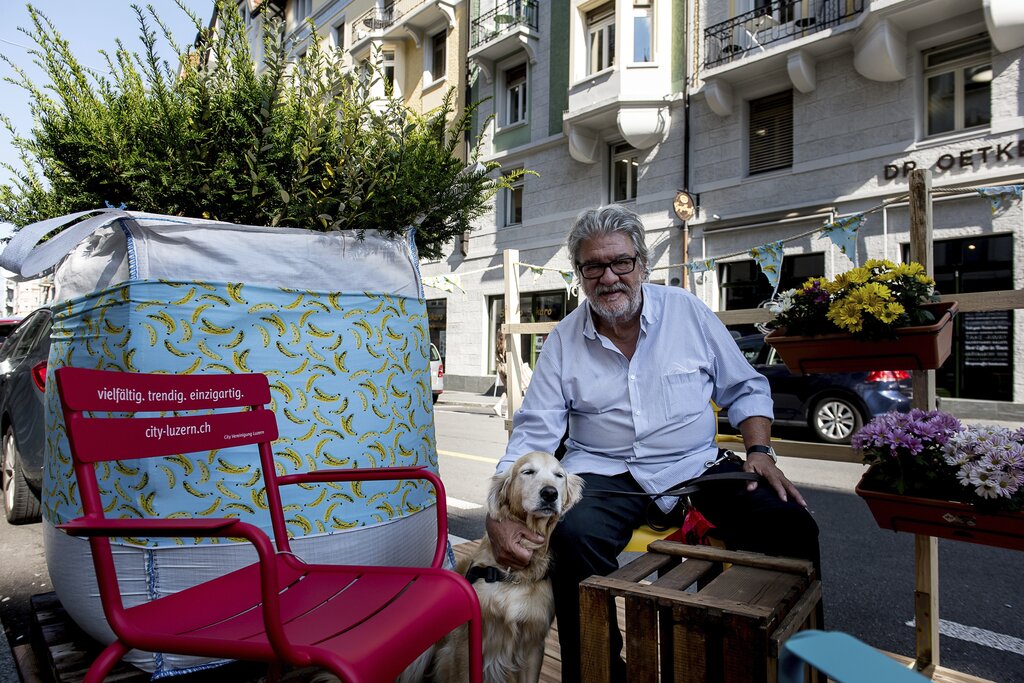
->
xmin=746 ymin=444 xmax=778 ymax=463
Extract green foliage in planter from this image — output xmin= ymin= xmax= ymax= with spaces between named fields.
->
xmin=0 ymin=0 xmax=521 ymax=260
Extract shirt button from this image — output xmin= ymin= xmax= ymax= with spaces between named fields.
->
xmin=634 ymin=410 xmax=640 ymax=416
xmin=629 ymin=374 xmax=636 ymax=380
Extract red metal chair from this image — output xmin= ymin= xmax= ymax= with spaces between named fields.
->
xmin=54 ymin=367 xmax=482 ymax=683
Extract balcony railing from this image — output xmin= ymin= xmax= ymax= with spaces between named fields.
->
xmin=470 ymin=0 xmax=538 ymax=50
xmin=353 ymin=4 xmax=397 ymax=43
xmin=704 ymin=0 xmax=864 ymax=68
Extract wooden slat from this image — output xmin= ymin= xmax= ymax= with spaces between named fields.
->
xmin=648 ymin=541 xmax=815 ymax=576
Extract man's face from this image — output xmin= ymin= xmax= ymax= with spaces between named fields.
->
xmin=577 ymin=232 xmax=644 ymax=324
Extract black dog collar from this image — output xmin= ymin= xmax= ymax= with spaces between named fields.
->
xmin=465 ymin=564 xmax=512 ymax=584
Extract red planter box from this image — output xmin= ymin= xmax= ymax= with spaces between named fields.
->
xmin=765 ymin=301 xmax=957 ymax=375
xmin=856 ymin=480 xmax=1024 ymax=552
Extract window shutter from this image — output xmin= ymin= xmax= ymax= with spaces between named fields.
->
xmin=749 ymin=90 xmax=793 ymax=175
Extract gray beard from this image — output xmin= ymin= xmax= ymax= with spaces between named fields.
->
xmin=590 ymin=284 xmax=642 ymax=323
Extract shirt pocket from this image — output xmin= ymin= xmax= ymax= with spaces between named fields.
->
xmin=660 ymin=370 xmax=709 ymax=424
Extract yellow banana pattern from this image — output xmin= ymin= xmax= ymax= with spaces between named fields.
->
xmin=43 ymin=281 xmax=438 ymax=547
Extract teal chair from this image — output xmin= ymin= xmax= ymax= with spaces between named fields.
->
xmin=779 ymin=631 xmax=929 ymax=683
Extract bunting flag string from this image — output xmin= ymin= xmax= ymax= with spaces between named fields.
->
xmin=975 ymin=185 xmax=1023 ymax=214
xmin=425 ymin=183 xmax=1020 ymax=295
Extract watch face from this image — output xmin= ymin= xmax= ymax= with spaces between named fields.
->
xmin=673 ymin=192 xmax=694 ymax=221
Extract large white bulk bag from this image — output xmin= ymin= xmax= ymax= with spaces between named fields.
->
xmin=2 ymin=209 xmax=443 ymax=676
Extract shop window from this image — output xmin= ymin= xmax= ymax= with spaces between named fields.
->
xmin=749 ymin=90 xmax=792 ymax=175
xmin=489 ymin=291 xmax=578 ymax=370
xmin=719 ymin=253 xmax=824 ymax=335
xmin=924 ymin=34 xmax=991 ymax=137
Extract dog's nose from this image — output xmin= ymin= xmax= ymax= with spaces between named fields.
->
xmin=540 ymin=486 xmax=558 ymax=503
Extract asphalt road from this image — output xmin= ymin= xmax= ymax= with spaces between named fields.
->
xmin=2 ymin=406 xmax=1021 ymax=682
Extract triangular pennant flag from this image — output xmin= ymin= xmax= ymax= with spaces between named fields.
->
xmin=976 ymin=185 xmax=1023 ymax=214
xmin=559 ymin=270 xmax=575 ymax=291
xmin=422 ymin=274 xmax=464 ymax=293
xmin=821 ymin=214 xmax=864 ymax=259
xmin=530 ymin=265 xmax=544 ymax=284
xmin=749 ymin=241 xmax=784 ymax=291
xmin=687 ymin=258 xmax=716 ymax=274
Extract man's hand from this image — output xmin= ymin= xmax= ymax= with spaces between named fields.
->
xmin=485 ymin=514 xmax=546 ymax=569
xmin=743 ymin=452 xmax=807 ymax=507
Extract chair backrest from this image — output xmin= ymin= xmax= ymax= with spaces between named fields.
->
xmin=55 ymin=367 xmax=289 ymax=555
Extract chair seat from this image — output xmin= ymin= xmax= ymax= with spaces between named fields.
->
xmin=121 ymin=557 xmax=476 ymax=680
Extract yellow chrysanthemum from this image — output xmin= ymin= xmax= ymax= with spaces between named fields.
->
xmin=847 ymin=282 xmax=892 ymax=305
xmin=844 ymin=267 xmax=871 ymax=285
xmin=827 ymin=300 xmax=864 ymax=333
xmin=874 ymin=302 xmax=905 ymax=324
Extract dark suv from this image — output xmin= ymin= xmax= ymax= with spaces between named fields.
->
xmin=734 ymin=333 xmax=912 ymax=444
xmin=0 ymin=308 xmax=51 ymax=523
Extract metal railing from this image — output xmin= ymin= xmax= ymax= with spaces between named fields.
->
xmin=470 ymin=0 xmax=539 ymax=50
xmin=353 ymin=4 xmax=396 ymax=43
xmin=704 ymin=0 xmax=864 ymax=68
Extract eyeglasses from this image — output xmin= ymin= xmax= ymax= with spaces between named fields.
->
xmin=577 ymin=256 xmax=638 ymax=280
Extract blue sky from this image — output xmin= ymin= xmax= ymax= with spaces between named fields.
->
xmin=0 ymin=0 xmax=212 ymax=236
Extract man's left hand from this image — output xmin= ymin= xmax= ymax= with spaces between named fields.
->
xmin=743 ymin=452 xmax=807 ymax=507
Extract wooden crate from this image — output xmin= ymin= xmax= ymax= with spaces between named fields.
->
xmin=579 ymin=540 xmax=822 ymax=683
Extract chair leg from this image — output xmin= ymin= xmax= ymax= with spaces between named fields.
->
xmin=468 ymin=615 xmax=484 ymax=683
xmin=83 ymin=640 xmax=131 ymax=683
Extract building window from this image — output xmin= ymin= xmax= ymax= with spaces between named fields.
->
xmin=293 ymin=0 xmax=312 ymax=25
xmin=333 ymin=21 xmax=345 ymax=49
xmin=429 ymin=30 xmax=447 ymax=82
xmin=382 ymin=49 xmax=396 ymax=95
xmin=238 ymin=1 xmax=251 ymax=27
xmin=610 ymin=143 xmax=639 ymax=202
xmin=924 ymin=34 xmax=991 ymax=137
xmin=587 ymin=2 xmax=615 ymax=75
xmin=503 ymin=63 xmax=528 ymax=126
xmin=748 ymin=90 xmax=793 ymax=175
xmin=503 ymin=170 xmax=524 ymax=226
xmin=633 ymin=0 xmax=652 ymax=62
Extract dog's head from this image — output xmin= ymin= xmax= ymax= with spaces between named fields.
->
xmin=489 ymin=452 xmax=584 ymax=533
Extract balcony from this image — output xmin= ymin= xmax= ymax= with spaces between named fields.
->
xmin=704 ymin=0 xmax=864 ymax=69
xmin=351 ymin=0 xmax=458 ymax=52
xmin=469 ymin=0 xmax=539 ymax=80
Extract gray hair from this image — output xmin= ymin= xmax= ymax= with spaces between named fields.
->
xmin=567 ymin=205 xmax=651 ymax=280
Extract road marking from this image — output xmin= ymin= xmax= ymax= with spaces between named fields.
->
xmin=446 ymin=497 xmax=482 ymax=510
xmin=906 ymin=619 xmax=1024 ymax=655
xmin=438 ymin=448 xmax=499 ymax=464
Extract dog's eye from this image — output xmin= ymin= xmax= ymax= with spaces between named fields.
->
xmin=555 ymin=472 xmax=564 ymax=478
xmin=521 ymin=468 xmax=535 ymax=476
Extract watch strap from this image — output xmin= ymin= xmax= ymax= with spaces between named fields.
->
xmin=747 ymin=444 xmax=778 ymax=462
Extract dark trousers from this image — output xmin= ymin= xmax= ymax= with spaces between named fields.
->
xmin=549 ymin=458 xmax=820 ymax=683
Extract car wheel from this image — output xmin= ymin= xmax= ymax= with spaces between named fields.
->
xmin=432 ymin=393 xmax=440 ymax=404
xmin=2 ymin=427 xmax=41 ymax=524
xmin=810 ymin=397 xmax=863 ymax=445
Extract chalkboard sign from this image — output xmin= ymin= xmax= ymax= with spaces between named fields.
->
xmin=962 ymin=310 xmax=1011 ymax=369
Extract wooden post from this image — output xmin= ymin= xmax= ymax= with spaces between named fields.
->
xmin=502 ymin=249 xmax=522 ymax=432
xmin=908 ymin=168 xmax=940 ymax=674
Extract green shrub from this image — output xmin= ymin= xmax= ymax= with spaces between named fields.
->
xmin=0 ymin=0 xmax=519 ymax=259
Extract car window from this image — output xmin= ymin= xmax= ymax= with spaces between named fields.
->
xmin=9 ymin=313 xmax=47 ymax=358
xmin=430 ymin=344 xmax=441 ymax=362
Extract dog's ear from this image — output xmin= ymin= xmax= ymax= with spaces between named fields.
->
xmin=562 ymin=472 xmax=585 ymax=512
xmin=487 ymin=469 xmax=514 ymax=519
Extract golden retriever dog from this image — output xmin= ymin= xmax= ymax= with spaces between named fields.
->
xmin=431 ymin=451 xmax=584 ymax=683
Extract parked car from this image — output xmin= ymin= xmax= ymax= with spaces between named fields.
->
xmin=0 ymin=318 xmax=23 ymax=345
xmin=732 ymin=333 xmax=912 ymax=444
xmin=0 ymin=308 xmax=51 ymax=523
xmin=430 ymin=343 xmax=444 ymax=403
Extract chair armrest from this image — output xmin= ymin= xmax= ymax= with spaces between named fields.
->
xmin=58 ymin=516 xmax=303 ymax=663
xmin=277 ymin=466 xmax=449 ymax=568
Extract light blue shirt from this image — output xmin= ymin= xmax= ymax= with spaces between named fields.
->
xmin=501 ymin=283 xmax=774 ymax=512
